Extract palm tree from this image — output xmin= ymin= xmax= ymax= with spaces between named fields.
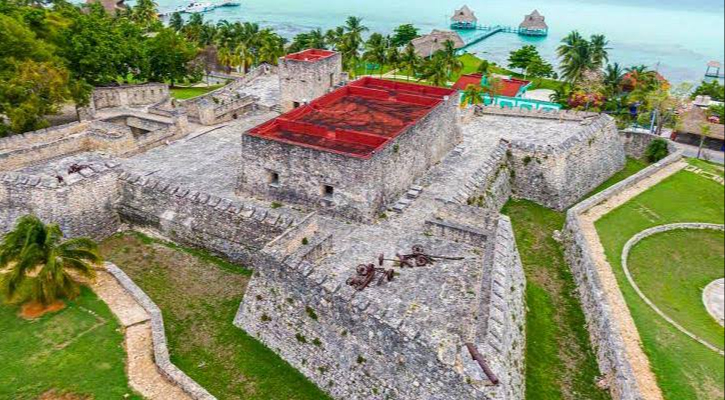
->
xmin=418 ymin=53 xmax=449 ymax=87
xmin=477 ymin=59 xmax=491 ymax=75
xmin=0 ymin=215 xmax=101 ymax=307
xmin=132 ymin=0 xmax=159 ymax=28
xmin=603 ymin=63 xmax=624 ymax=93
xmin=439 ymin=40 xmax=463 ymax=79
xmin=589 ymin=34 xmax=610 ymax=69
xmin=257 ymin=29 xmax=285 ymax=65
xmin=364 ymin=33 xmax=388 ymax=77
xmin=386 ymin=45 xmax=401 ymax=75
xmin=549 ymin=84 xmax=571 ymax=106
xmin=461 ymin=84 xmax=485 ymax=108
xmin=325 ymin=26 xmax=346 ymax=50
xmin=307 ymin=28 xmax=327 ymax=50
xmin=401 ymin=43 xmax=420 ymax=81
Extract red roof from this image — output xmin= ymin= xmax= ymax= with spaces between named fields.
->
xmin=248 ymin=77 xmax=456 ymax=159
xmin=452 ymin=74 xmax=530 ymax=97
xmin=283 ymin=49 xmax=336 ymax=62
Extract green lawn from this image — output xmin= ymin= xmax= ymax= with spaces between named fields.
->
xmin=503 ymin=200 xmax=610 ymax=400
xmin=689 ymin=158 xmax=725 ymax=177
xmin=100 ymin=232 xmax=331 ymax=400
xmin=595 ymin=168 xmax=725 ymax=400
xmin=502 ymin=158 xmax=651 ymax=400
xmin=628 ymin=229 xmax=724 ymax=348
xmin=0 ymin=287 xmax=140 ymax=400
xmin=170 ymin=84 xmax=224 ymax=100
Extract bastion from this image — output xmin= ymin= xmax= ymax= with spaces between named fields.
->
xmin=237 ymin=77 xmax=461 ymax=221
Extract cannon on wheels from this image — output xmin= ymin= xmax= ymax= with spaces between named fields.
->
xmin=379 ymin=245 xmax=464 ymax=268
xmin=346 ymin=263 xmax=395 ymax=292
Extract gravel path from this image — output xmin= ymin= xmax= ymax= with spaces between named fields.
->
xmin=92 ymin=271 xmax=193 ymax=400
xmin=576 ymin=160 xmax=687 ymax=400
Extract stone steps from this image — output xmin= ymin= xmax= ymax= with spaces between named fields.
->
xmin=390 ymin=185 xmax=424 ymax=213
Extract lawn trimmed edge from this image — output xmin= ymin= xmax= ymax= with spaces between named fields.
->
xmin=620 ymin=223 xmax=725 ymax=356
xmin=101 ymin=262 xmax=216 ymax=400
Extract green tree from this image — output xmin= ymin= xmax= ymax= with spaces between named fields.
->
xmin=391 ymin=24 xmax=419 ymax=47
xmin=589 ymin=34 xmax=610 ymax=69
xmin=477 ymin=59 xmax=491 ymax=75
xmin=401 ymin=43 xmax=420 ymax=81
xmin=461 ymin=84 xmax=485 ymax=107
xmin=439 ymin=40 xmax=462 ymax=79
xmin=131 ymin=0 xmax=160 ymax=30
xmin=507 ymin=45 xmax=539 ymax=73
xmin=603 ymin=62 xmax=624 ymax=95
xmin=645 ymin=138 xmax=669 ymax=163
xmin=692 ymin=80 xmax=725 ymax=102
xmin=0 ymin=215 xmax=101 ymax=307
xmin=169 ymin=12 xmax=184 ymax=31
xmin=145 ymin=28 xmax=199 ymax=85
xmin=526 ymin=56 xmax=555 ymax=79
xmin=418 ymin=53 xmax=449 ymax=87
xmin=364 ymin=33 xmax=388 ymax=76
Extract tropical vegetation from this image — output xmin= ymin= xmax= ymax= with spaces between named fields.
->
xmin=0 ymin=215 xmax=101 ymax=308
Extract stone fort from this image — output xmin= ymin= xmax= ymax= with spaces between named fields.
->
xmin=0 ymin=48 xmax=653 ymax=400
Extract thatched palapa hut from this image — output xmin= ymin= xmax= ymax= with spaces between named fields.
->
xmin=519 ymin=10 xmax=548 ymax=36
xmin=451 ymin=5 xmax=478 ymax=29
xmin=410 ymin=30 xmax=465 ymax=58
xmin=85 ymin=0 xmax=126 ymax=15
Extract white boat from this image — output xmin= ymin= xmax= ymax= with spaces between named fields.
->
xmin=173 ymin=1 xmax=240 ymax=14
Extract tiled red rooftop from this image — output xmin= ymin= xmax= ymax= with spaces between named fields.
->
xmin=283 ymin=49 xmax=337 ymax=62
xmin=248 ymin=77 xmax=456 ymax=158
xmin=452 ymin=73 xmax=530 ymax=97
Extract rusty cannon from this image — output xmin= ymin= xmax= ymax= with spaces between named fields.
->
xmin=379 ymin=245 xmax=464 ymax=268
xmin=346 ymin=263 xmax=395 ymax=291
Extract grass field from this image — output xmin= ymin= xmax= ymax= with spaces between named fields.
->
xmin=502 ymin=158 xmax=648 ymax=400
xmin=170 ymin=84 xmax=224 ymax=100
xmin=595 ymin=166 xmax=725 ymax=400
xmin=0 ymin=287 xmax=140 ymax=400
xmin=628 ymin=229 xmax=724 ymax=349
xmin=100 ymin=231 xmax=330 ymax=400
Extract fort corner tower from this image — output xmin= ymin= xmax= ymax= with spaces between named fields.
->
xmin=278 ymin=49 xmax=344 ymax=113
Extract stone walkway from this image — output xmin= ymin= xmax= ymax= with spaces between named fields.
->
xmin=704 ymin=278 xmax=725 ymax=327
xmin=92 ymin=270 xmax=192 ymax=400
xmin=576 ymin=160 xmax=688 ymax=400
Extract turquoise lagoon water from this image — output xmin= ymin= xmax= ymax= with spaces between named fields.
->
xmin=153 ymin=0 xmax=724 ymax=83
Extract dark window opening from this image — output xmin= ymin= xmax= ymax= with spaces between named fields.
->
xmin=329 ymin=73 xmax=334 ymax=87
xmin=293 ymin=101 xmax=301 ymax=109
xmin=269 ymin=171 xmax=280 ymax=186
xmin=323 ymin=185 xmax=334 ymax=199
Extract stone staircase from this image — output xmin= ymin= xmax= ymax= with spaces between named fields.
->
xmin=390 ymin=185 xmax=424 ymax=214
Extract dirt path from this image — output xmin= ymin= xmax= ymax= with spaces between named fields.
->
xmin=92 ymin=270 xmax=193 ymax=400
xmin=577 ymin=160 xmax=687 ymax=400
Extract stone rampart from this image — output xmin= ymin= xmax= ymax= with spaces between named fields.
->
xmin=453 ymin=141 xmax=512 ymax=212
xmin=0 ymin=160 xmax=121 ymax=239
xmin=236 ymin=211 xmax=525 ymax=400
xmin=619 ymin=129 xmax=661 ymax=159
xmin=92 ymin=83 xmax=170 ymax=110
xmin=562 ymin=145 xmax=683 ymax=400
xmin=116 ymin=172 xmax=299 ymax=264
xmin=507 ymin=114 xmax=626 ymax=210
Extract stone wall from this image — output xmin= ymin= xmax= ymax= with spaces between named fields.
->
xmin=508 ymin=114 xmax=626 ymax=210
xmin=235 ymin=212 xmax=525 ymax=400
xmin=453 ymin=141 xmax=512 ymax=212
xmin=562 ymin=145 xmax=682 ymax=400
xmin=237 ymin=95 xmax=461 ymax=221
xmin=0 ymin=116 xmax=187 ymax=171
xmin=92 ymin=83 xmax=170 ymax=110
xmin=619 ymin=129 xmax=661 ymax=159
xmin=278 ymin=52 xmax=343 ymax=112
xmin=116 ymin=172 xmax=299 ymax=264
xmin=0 ymin=160 xmax=121 ymax=239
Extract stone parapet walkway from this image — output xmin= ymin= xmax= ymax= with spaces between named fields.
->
xmin=92 ymin=269 xmax=193 ymax=400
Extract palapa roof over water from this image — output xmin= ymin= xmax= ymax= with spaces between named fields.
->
xmin=519 ymin=10 xmax=548 ymax=30
xmin=410 ymin=30 xmax=465 ymax=58
xmin=451 ymin=5 xmax=478 ymax=23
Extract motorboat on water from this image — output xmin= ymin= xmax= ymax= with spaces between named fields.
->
xmin=173 ymin=1 xmax=240 ymax=14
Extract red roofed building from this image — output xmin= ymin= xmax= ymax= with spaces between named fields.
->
xmin=452 ymin=74 xmax=531 ymax=98
xmin=238 ymin=77 xmax=461 ymax=221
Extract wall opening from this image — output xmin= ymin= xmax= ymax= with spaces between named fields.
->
xmin=323 ymin=184 xmax=334 ymax=199
xmin=268 ymin=171 xmax=280 ymax=186
xmin=293 ymin=101 xmax=301 ymax=109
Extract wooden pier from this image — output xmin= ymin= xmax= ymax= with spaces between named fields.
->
xmin=457 ymin=25 xmax=523 ymax=51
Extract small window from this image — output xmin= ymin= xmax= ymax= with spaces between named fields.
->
xmin=323 ymin=184 xmax=334 ymax=199
xmin=329 ymin=73 xmax=334 ymax=88
xmin=293 ymin=101 xmax=301 ymax=109
xmin=268 ymin=171 xmax=280 ymax=186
